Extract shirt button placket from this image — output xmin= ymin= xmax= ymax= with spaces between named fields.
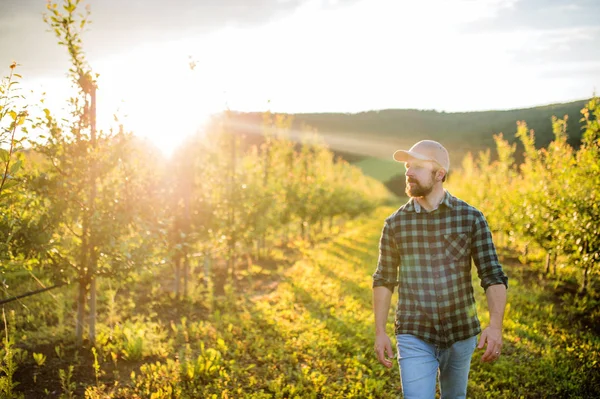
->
xmin=432 ymin=252 xmax=447 ymax=344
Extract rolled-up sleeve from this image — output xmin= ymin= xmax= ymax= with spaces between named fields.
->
xmin=471 ymin=212 xmax=508 ymax=291
xmin=372 ymin=219 xmax=400 ymax=292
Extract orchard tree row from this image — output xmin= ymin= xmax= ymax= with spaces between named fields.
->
xmin=448 ymin=97 xmax=600 ymax=297
xmin=0 ymin=0 xmax=389 ymax=345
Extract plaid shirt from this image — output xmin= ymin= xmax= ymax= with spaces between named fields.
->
xmin=373 ymin=190 xmax=508 ymax=348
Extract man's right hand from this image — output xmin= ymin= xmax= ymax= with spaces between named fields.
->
xmin=374 ymin=333 xmax=395 ymax=368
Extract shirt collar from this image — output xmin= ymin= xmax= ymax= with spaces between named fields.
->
xmin=405 ymin=190 xmax=454 ymax=213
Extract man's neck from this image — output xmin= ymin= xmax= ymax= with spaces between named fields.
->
xmin=415 ymin=187 xmax=445 ymax=212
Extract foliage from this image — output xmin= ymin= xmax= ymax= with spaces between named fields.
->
xmin=98 ymin=211 xmax=401 ymax=398
xmin=3 ymin=1 xmax=599 ymax=398
xmin=95 ymin=318 xmax=170 ymax=362
xmin=0 ymin=310 xmax=25 ymax=399
xmin=0 ymin=62 xmax=28 ymax=199
xmin=448 ymin=97 xmax=600 ymax=310
xmin=0 ymin=62 xmax=34 ymax=275
xmin=52 ymin=209 xmax=600 ymax=398
xmin=3 ymin=208 xmax=599 ymax=398
xmin=20 ymin=0 xmax=166 ymax=344
xmin=58 ymin=365 xmax=76 ymax=399
xmin=221 ymin=100 xmax=589 ymax=192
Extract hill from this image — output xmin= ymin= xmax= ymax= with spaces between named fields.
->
xmin=206 ymin=99 xmax=589 ymax=195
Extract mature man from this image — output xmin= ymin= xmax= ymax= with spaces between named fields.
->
xmin=372 ymin=140 xmax=508 ymax=399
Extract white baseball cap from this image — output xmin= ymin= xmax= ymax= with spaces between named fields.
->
xmin=393 ymin=140 xmax=450 ymax=172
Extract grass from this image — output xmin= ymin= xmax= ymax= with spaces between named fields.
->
xmin=8 ymin=206 xmax=600 ymax=398
xmin=353 ymin=157 xmax=402 ymax=182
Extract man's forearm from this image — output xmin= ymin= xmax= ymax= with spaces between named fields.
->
xmin=485 ymin=284 xmax=507 ymax=329
xmin=373 ymin=286 xmax=393 ymax=334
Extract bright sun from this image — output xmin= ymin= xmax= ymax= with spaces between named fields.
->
xmin=119 ymin=88 xmax=213 ymax=157
xmin=95 ymin=46 xmax=225 ymax=157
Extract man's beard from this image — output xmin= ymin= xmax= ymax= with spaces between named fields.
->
xmin=405 ymin=181 xmax=433 ymax=197
xmin=405 ymin=174 xmax=435 ymax=197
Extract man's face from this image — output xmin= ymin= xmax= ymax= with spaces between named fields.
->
xmin=404 ymin=160 xmax=438 ymax=198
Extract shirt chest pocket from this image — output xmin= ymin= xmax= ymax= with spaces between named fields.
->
xmin=443 ymin=233 xmax=471 ymax=261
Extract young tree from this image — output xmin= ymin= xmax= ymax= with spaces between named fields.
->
xmin=560 ymin=98 xmax=600 ymax=293
xmin=0 ymin=63 xmax=28 ymax=199
xmin=33 ymin=0 xmax=159 ymax=344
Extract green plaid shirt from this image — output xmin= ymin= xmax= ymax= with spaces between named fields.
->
xmin=373 ymin=191 xmax=508 ymax=348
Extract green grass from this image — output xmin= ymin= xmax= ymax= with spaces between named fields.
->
xmin=354 ymin=157 xmax=403 ymax=182
xmin=11 ymin=206 xmax=600 ymax=398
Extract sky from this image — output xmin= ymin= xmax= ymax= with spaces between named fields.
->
xmin=2 ymin=0 xmax=599 ymax=153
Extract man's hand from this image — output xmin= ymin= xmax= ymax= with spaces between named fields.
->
xmin=374 ymin=332 xmax=395 ymax=368
xmin=477 ymin=326 xmax=502 ymax=362
xmin=480 ymin=284 xmax=507 ymax=362
xmin=373 ymin=286 xmax=395 ymax=368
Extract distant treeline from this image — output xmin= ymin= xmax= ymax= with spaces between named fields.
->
xmin=211 ymin=99 xmax=588 ymax=167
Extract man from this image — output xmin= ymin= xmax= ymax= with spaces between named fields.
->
xmin=372 ymin=140 xmax=508 ymax=399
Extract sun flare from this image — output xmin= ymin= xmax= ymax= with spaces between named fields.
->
xmin=118 ymin=87 xmax=213 ymax=157
xmin=95 ymin=45 xmax=227 ymax=156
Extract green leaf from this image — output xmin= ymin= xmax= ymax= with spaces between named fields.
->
xmin=0 ymin=148 xmax=9 ymax=162
xmin=1 ymin=179 xmax=19 ymax=190
xmin=9 ymin=159 xmax=22 ymax=175
xmin=33 ymin=352 xmax=47 ymax=366
xmin=17 ymin=114 xmax=26 ymax=126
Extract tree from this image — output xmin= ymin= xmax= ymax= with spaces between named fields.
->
xmin=32 ymin=0 xmax=158 ymax=344
xmin=0 ymin=62 xmax=28 ymax=199
xmin=560 ymin=98 xmax=600 ymax=293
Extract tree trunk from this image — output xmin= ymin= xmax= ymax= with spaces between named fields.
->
xmin=203 ymin=255 xmax=211 ymax=288
xmin=229 ymin=256 xmax=235 ymax=286
xmin=183 ymin=171 xmax=191 ymax=299
xmin=174 ymin=255 xmax=181 ymax=299
xmin=228 ymin=119 xmax=237 ymax=285
xmin=283 ymin=225 xmax=289 ymax=245
xmin=545 ymin=252 xmax=551 ymax=274
xmin=77 ymin=208 xmax=89 ymax=345
xmin=89 ymin=276 xmax=96 ymax=345
xmin=245 ymin=253 xmax=252 ymax=271
xmin=78 ymin=210 xmax=89 ymax=345
xmin=75 ymin=278 xmax=87 ymax=345
xmin=183 ymin=255 xmax=189 ymax=299
xmin=87 ymin=83 xmax=98 ymax=344
xmin=213 ymin=259 xmax=226 ymax=297
xmin=580 ymin=263 xmax=590 ymax=295
xmin=579 ymin=241 xmax=590 ymax=295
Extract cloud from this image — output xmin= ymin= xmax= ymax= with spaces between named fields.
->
xmin=462 ymin=0 xmax=598 ymax=31
xmin=0 ymin=0 xmax=342 ymax=76
xmin=456 ymin=0 xmax=600 ymax=75
xmin=1 ymin=0 xmax=596 ymax=116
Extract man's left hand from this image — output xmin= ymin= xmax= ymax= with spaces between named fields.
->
xmin=477 ymin=326 xmax=503 ymax=362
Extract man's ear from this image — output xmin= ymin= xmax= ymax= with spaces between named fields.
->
xmin=436 ymin=169 xmax=445 ymax=181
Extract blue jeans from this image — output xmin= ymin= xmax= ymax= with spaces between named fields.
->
xmin=396 ymin=334 xmax=477 ymax=399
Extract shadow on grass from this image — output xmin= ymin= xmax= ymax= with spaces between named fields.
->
xmin=288 ymin=279 xmax=372 ymax=359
